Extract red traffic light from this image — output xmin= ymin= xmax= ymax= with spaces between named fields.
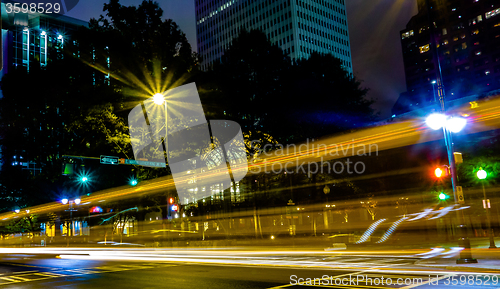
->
xmin=169 ymin=197 xmax=174 ymax=204
xmin=434 ymin=166 xmax=449 ymax=178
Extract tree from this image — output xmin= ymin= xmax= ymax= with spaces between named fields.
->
xmin=0 ymin=0 xmax=203 ymax=212
xmin=276 ymin=52 xmax=376 ymax=142
xmin=200 ymin=30 xmax=376 ymax=145
xmin=6 ymin=214 xmax=40 ymax=238
xmin=201 ymin=29 xmax=290 ymax=132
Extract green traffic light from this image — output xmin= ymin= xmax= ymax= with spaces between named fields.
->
xmin=130 ymin=179 xmax=138 ymax=186
xmin=81 ymin=176 xmax=88 ymax=182
xmin=439 ymin=193 xmax=448 ymax=200
xmin=477 ymin=169 xmax=487 ymax=180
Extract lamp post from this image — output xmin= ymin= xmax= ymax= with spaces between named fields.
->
xmin=477 ymin=169 xmax=497 ymax=249
xmin=62 ymin=198 xmax=80 ymax=247
xmin=431 ymin=80 xmax=437 ymax=103
xmin=426 ymin=113 xmax=476 ymax=263
xmin=153 ymin=93 xmax=168 ymax=155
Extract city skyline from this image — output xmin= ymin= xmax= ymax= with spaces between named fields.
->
xmin=63 ymin=0 xmax=417 ymax=118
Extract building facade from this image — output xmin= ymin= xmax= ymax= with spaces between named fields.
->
xmin=0 ymin=4 xmax=87 ymax=173
xmin=1 ymin=2 xmax=87 ymax=80
xmin=393 ymin=0 xmax=500 ymax=115
xmin=195 ymin=0 xmax=352 ymax=73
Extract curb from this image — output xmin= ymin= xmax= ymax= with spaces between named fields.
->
xmin=416 ymin=261 xmax=500 ymax=274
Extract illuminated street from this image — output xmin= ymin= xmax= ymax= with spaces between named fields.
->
xmin=0 ymin=248 xmax=499 ymax=288
xmin=2 ymin=0 xmax=500 ymax=288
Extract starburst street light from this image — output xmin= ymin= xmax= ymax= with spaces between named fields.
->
xmin=153 ymin=92 xmax=168 ymax=155
xmin=153 ymin=93 xmax=164 ymax=105
xmin=74 ymin=169 xmax=94 ymax=191
xmin=426 ymin=113 xmax=467 ymax=133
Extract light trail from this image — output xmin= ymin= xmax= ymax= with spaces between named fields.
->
xmin=2 ymin=95 xmax=500 ymax=221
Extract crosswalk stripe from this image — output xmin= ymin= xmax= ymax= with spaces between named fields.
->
xmin=0 ymin=277 xmax=21 ymax=283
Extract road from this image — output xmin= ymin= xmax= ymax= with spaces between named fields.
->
xmin=0 ymin=249 xmax=499 ymax=288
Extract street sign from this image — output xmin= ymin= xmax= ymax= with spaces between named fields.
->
xmin=456 ymin=186 xmax=464 ymax=204
xmin=100 ymin=155 xmax=119 ymax=165
xmin=124 ymin=159 xmax=166 ymax=168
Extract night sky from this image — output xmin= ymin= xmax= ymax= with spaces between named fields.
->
xmin=65 ymin=0 xmax=418 ymax=118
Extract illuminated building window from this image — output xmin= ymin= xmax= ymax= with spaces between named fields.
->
xmin=486 ymin=8 xmax=500 ymax=19
xmin=453 ymin=36 xmax=459 ymax=41
xmin=495 ymin=23 xmax=500 ymax=27
xmin=442 ymin=28 xmax=448 ymax=35
xmin=472 ymin=29 xmax=479 ymax=35
xmin=462 ymin=42 xmax=467 ymax=49
xmin=443 ymin=40 xmax=449 ymax=45
xmin=419 ymin=44 xmax=430 ymax=53
xmin=461 ymin=34 xmax=466 ymax=39
xmin=476 ymin=50 xmax=482 ymax=56
xmin=401 ymin=30 xmax=414 ymax=39
xmin=474 ymin=41 xmax=480 ymax=45
xmin=485 ymin=70 xmax=490 ymax=75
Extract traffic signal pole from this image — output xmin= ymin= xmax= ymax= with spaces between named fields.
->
xmin=426 ymin=0 xmax=476 ymax=263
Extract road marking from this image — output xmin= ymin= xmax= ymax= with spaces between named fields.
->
xmin=0 ymin=263 xmax=178 ymax=286
xmin=0 ymin=277 xmax=21 ymax=283
xmin=267 ymin=269 xmax=372 ymax=289
xmin=400 ymin=274 xmax=451 ymax=289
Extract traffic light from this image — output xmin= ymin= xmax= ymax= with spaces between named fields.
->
xmin=128 ymin=176 xmax=138 ymax=186
xmin=435 ymin=168 xmax=444 ymax=178
xmin=434 ymin=165 xmax=449 ymax=178
xmin=438 ymin=192 xmax=449 ymax=200
xmin=169 ymin=197 xmax=174 ymax=204
xmin=477 ymin=168 xmax=487 ymax=180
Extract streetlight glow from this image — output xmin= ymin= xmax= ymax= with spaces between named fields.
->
xmin=14 ymin=209 xmax=20 ymax=213
xmin=61 ymin=198 xmax=69 ymax=205
xmin=153 ymin=93 xmax=164 ymax=105
xmin=446 ymin=117 xmax=467 ymax=133
xmin=74 ymin=198 xmax=81 ymax=205
xmin=477 ymin=169 xmax=487 ymax=180
xmin=426 ymin=113 xmax=447 ymax=130
xmin=435 ymin=167 xmax=444 ymax=178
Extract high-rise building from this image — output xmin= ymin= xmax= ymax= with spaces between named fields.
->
xmin=1 ymin=3 xmax=87 ymax=79
xmin=195 ymin=0 xmax=352 ymax=73
xmin=393 ymin=0 xmax=500 ymax=115
xmin=0 ymin=4 xmax=87 ymax=172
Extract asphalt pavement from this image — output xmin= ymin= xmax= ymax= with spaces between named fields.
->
xmin=1 ymin=249 xmax=499 ymax=288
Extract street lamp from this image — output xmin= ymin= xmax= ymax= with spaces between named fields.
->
xmin=431 ymin=80 xmax=437 ymax=102
xmin=153 ymin=92 xmax=168 ymax=154
xmin=426 ymin=113 xmax=476 ymax=263
xmin=477 ymin=168 xmax=497 ymax=249
xmin=61 ymin=198 xmax=81 ymax=247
